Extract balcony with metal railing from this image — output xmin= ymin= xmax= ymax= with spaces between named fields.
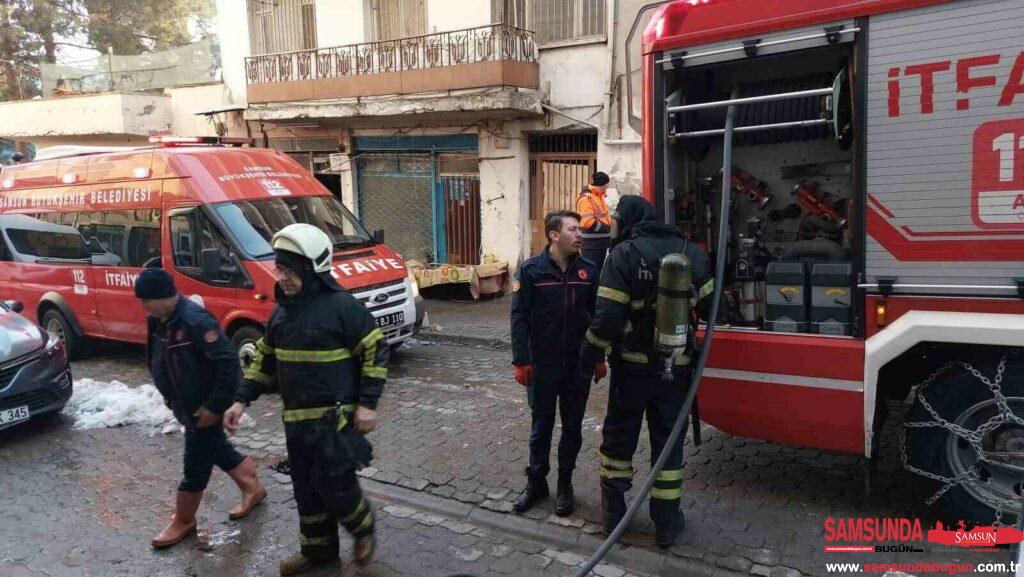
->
xmin=244 ymin=23 xmax=539 ymax=105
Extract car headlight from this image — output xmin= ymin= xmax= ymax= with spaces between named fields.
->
xmin=407 ymin=269 xmax=421 ymax=299
xmin=42 ymin=330 xmax=64 ymax=359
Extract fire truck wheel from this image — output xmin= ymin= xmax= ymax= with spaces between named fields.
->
xmin=904 ymin=349 xmax=1024 ymax=526
xmin=41 ymin=308 xmax=95 ymax=360
xmin=230 ymin=325 xmax=264 ymax=372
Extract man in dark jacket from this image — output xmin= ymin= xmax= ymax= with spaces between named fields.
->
xmin=138 ymin=268 xmax=266 ymax=549
xmin=510 ymin=210 xmax=601 ymax=516
xmin=577 ymin=195 xmax=713 ymax=548
xmin=223 ymin=223 xmax=387 ymax=576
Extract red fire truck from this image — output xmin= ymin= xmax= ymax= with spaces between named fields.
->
xmin=637 ymin=0 xmax=1024 ymax=521
xmin=0 ymin=137 xmax=424 ymax=366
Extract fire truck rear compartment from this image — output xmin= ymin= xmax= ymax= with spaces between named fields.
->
xmin=663 ymin=44 xmax=857 ymax=335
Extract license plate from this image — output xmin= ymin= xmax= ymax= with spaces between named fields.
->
xmin=0 ymin=405 xmax=29 ymax=426
xmin=375 ymin=311 xmax=405 ymax=328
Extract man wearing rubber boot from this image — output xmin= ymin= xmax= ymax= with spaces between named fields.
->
xmin=577 ymin=196 xmax=713 ymax=548
xmin=510 ymin=211 xmax=602 ymax=516
xmin=223 ymin=224 xmax=387 ymax=575
xmin=137 ymin=268 xmax=267 ymax=550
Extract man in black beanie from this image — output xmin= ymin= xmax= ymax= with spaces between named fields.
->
xmin=137 ymin=268 xmax=266 ymax=549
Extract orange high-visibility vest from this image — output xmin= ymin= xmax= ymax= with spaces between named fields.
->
xmin=576 ymin=185 xmax=611 ymax=239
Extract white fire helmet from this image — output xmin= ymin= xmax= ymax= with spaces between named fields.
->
xmin=271 ymin=223 xmax=333 ymax=274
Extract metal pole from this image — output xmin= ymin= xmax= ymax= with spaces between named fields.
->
xmin=667 ymin=87 xmax=833 ymax=113
xmin=677 ymin=119 xmax=830 ymax=138
xmin=540 ymin=103 xmax=601 ymax=130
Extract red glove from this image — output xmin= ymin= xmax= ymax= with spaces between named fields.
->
xmin=514 ymin=364 xmax=533 ymax=386
xmin=594 ymin=362 xmax=607 ymax=383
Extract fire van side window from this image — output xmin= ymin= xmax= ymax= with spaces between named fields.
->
xmin=4 ymin=215 xmax=90 ymax=261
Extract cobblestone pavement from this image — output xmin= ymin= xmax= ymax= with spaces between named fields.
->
xmin=420 ymin=297 xmax=510 ymax=348
xmin=1 ymin=340 xmax=1010 ymax=577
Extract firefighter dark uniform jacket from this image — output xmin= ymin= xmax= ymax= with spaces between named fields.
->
xmin=236 ymin=279 xmax=387 ymax=411
xmin=578 ymin=196 xmax=713 ymax=374
xmin=511 ymin=247 xmax=599 ymax=368
xmin=147 ymin=296 xmax=240 ymax=423
xmin=577 ymin=185 xmax=612 ymax=251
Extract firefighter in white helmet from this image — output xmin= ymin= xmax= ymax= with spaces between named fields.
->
xmin=223 ymin=223 xmax=388 ymax=575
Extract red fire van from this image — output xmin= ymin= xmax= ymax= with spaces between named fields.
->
xmin=0 ymin=137 xmax=424 ymax=363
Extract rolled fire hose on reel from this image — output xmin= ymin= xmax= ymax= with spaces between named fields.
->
xmin=443 ymin=93 xmax=740 ymax=577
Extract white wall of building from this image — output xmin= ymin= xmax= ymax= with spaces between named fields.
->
xmin=427 ymin=0 xmax=491 ymax=33
xmin=0 ymin=93 xmax=172 ymax=140
xmin=477 ymin=122 xmax=530 ymax=265
xmin=317 ymin=1 xmax=366 ymax=47
xmin=215 ymin=0 xmax=252 ymax=105
xmin=165 ymin=83 xmax=233 ymax=137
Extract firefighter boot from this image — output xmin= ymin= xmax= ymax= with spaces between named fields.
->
xmin=554 ymin=472 xmax=575 ymax=517
xmin=650 ymin=498 xmax=685 ymax=548
xmin=152 ymin=490 xmax=203 ymax=549
xmin=227 ymin=457 xmax=268 ymax=520
xmin=512 ymin=474 xmax=549 ymax=513
xmin=601 ymin=486 xmax=626 ymax=535
xmin=353 ymin=509 xmax=376 ymax=566
xmin=278 ymin=553 xmax=313 ymax=576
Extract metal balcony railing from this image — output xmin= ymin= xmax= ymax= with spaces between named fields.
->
xmin=245 ymin=23 xmax=537 ymax=85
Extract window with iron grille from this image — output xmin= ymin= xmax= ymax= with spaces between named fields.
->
xmin=247 ymin=0 xmax=317 ymax=55
xmin=491 ymin=0 xmax=527 ymax=28
xmin=369 ymin=0 xmax=426 ymax=41
xmin=529 ymin=0 xmax=605 ymax=45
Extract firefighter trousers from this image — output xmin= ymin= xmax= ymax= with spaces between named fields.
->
xmin=598 ymin=363 xmax=690 ymax=529
xmin=527 ymin=364 xmax=592 ymax=479
xmin=284 ymin=407 xmax=375 ymax=563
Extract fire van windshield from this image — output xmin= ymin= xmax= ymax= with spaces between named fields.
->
xmin=214 ymin=195 xmax=373 ymax=259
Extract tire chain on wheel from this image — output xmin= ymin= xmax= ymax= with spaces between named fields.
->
xmin=898 ymin=355 xmax=1024 ymax=525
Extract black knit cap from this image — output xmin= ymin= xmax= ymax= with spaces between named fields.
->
xmin=591 ymin=171 xmax=610 ymax=186
xmin=134 ymin=268 xmax=176 ymax=299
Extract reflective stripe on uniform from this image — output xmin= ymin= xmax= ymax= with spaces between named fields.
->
xmin=362 ymin=366 xmax=387 ymax=379
xmin=579 ymin=212 xmax=610 ymax=219
xmin=600 ymin=467 xmax=633 ymax=479
xmin=597 ymin=286 xmax=630 ymax=304
xmin=300 ymin=533 xmax=333 ymax=547
xmin=276 ymin=347 xmax=352 ymax=363
xmin=256 ymin=339 xmax=274 ymax=353
xmin=698 ymin=279 xmax=714 ymax=300
xmin=657 ymin=469 xmax=683 ymax=482
xmin=585 ymin=329 xmax=611 ymax=349
xmin=630 ymin=299 xmax=645 ymax=310
xmin=282 ymin=404 xmax=355 ymax=426
xmin=354 ymin=328 xmax=384 ymax=355
xmin=621 ymin=350 xmax=648 ymax=364
xmin=340 ymin=499 xmax=367 ymax=524
xmin=300 ymin=512 xmax=331 ymax=524
xmin=650 ymin=487 xmax=682 ymax=500
xmin=600 ymin=452 xmax=632 ymax=471
xmin=243 ymin=367 xmax=274 ymax=385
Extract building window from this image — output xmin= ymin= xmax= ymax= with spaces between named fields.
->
xmin=369 ymin=0 xmax=426 ymax=41
xmin=492 ymin=0 xmax=527 ymax=28
xmin=530 ymin=0 xmax=605 ymax=45
xmin=247 ymin=0 xmax=317 ymax=55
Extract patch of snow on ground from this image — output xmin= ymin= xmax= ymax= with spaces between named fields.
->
xmin=64 ymin=378 xmax=174 ymax=430
xmin=64 ymin=378 xmax=259 ymax=432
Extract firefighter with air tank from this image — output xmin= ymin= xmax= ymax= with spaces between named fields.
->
xmin=577 ymin=195 xmax=714 ymax=547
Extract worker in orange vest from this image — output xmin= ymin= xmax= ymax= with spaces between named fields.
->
xmin=576 ymin=171 xmax=612 ymax=273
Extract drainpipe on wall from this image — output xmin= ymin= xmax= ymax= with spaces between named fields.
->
xmin=604 ymin=0 xmax=618 ymax=139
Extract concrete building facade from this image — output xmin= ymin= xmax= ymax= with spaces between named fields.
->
xmin=219 ymin=0 xmax=647 ymax=270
